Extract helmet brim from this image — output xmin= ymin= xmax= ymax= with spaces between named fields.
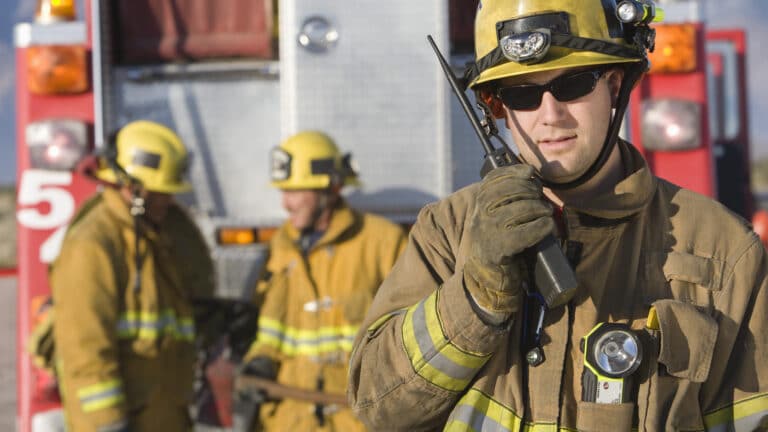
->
xmin=470 ymin=50 xmax=640 ymax=88
xmin=93 ymin=167 xmax=192 ymax=194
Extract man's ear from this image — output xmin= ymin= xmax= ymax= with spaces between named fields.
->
xmin=608 ymin=68 xmax=625 ymax=108
xmin=478 ymin=90 xmax=507 ymax=119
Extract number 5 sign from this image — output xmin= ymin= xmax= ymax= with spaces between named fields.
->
xmin=16 ymin=170 xmax=76 ymax=263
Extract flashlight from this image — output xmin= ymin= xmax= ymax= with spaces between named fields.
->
xmin=581 ymin=323 xmax=643 ymax=404
xmin=617 ymin=0 xmax=664 ymax=25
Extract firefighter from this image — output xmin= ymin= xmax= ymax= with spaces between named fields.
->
xmin=237 ymin=131 xmax=407 ymax=431
xmin=50 ymin=120 xmax=215 ymax=431
xmin=348 ymin=0 xmax=768 ymax=431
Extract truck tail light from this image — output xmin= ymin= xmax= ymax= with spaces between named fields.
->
xmin=648 ymin=24 xmax=697 ymax=73
xmin=641 ymin=99 xmax=702 ymax=151
xmin=26 ymin=119 xmax=89 ymax=170
xmin=217 ymin=227 xmax=277 ymax=245
xmin=27 ymin=45 xmax=88 ymax=95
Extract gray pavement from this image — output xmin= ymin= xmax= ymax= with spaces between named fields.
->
xmin=0 ymin=275 xmax=17 ymax=431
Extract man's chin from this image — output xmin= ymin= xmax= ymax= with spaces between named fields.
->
xmin=539 ymin=165 xmax=587 ymax=185
xmin=289 ymin=218 xmax=310 ymax=232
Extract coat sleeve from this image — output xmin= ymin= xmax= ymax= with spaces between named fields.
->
xmin=243 ymin=245 xmax=290 ymax=367
xmin=348 ymin=201 xmax=512 ymax=431
xmin=51 ymin=238 xmax=128 ymax=431
xmin=701 ymin=234 xmax=768 ymax=431
xmin=376 ymin=222 xmax=408 ymax=281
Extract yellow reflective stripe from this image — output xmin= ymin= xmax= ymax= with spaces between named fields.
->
xmin=445 ymin=389 xmax=581 ymax=431
xmin=402 ymin=291 xmax=490 ymax=392
xmin=117 ymin=309 xmax=195 ymax=341
xmin=445 ymin=388 xmax=523 ymax=431
xmin=366 ymin=309 xmax=404 ymax=333
xmin=77 ymin=379 xmax=125 ymax=413
xmin=704 ymin=392 xmax=768 ymax=431
xmin=255 ymin=316 xmax=358 ymax=356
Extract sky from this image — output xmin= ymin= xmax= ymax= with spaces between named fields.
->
xmin=0 ymin=0 xmax=765 ymax=186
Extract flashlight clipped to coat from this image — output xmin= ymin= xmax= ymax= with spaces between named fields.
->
xmin=580 ymin=323 xmax=643 ymax=404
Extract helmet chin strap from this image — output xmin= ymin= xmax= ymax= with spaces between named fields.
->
xmin=303 ymin=192 xmax=329 ymax=233
xmin=541 ymin=61 xmax=647 ymax=190
xmin=298 ymin=188 xmax=337 ymax=251
xmin=129 ymin=184 xmax=146 ymax=293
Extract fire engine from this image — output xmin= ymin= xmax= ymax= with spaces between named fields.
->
xmin=627 ymin=1 xmax=755 ymax=219
xmin=13 ymin=0 xmax=758 ymax=430
xmin=14 ymin=0 xmax=485 ymax=429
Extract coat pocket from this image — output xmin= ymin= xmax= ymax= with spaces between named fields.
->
xmin=576 ymin=401 xmax=634 ymax=432
xmin=654 ymin=299 xmax=718 ymax=382
xmin=639 ymin=299 xmax=719 ymax=431
xmin=644 ymin=251 xmax=725 ymax=307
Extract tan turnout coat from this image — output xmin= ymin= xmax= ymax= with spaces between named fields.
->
xmin=349 ymin=141 xmax=768 ymax=431
xmin=51 ymin=188 xmax=214 ymax=432
xmin=245 ymin=203 xmax=407 ymax=431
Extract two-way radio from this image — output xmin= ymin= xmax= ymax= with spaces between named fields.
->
xmin=427 ymin=35 xmax=577 ymax=309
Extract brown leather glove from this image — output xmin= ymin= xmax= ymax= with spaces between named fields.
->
xmin=463 ymin=164 xmax=554 ymax=321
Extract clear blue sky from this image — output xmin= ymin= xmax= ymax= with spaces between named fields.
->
xmin=0 ymin=0 xmax=767 ymax=186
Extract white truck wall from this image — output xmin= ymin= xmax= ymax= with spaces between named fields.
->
xmin=280 ymin=0 xmax=479 ymax=220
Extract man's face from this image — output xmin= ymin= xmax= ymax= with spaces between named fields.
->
xmin=499 ymin=67 xmax=622 ymax=184
xmin=281 ymin=189 xmax=325 ymax=231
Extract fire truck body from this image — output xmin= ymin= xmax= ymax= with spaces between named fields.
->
xmin=15 ymin=0 xmax=482 ymax=429
xmin=627 ymin=0 xmax=754 ymax=218
xmin=14 ymin=14 xmax=96 ymax=431
xmin=91 ymin=0 xmax=485 ymax=297
xmin=14 ymin=0 xmax=757 ymax=430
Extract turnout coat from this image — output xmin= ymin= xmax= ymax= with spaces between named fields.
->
xmin=349 ymin=141 xmax=768 ymax=431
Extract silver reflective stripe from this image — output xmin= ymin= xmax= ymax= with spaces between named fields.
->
xmin=448 ymin=404 xmax=512 ymax=432
xmin=80 ymin=387 xmax=122 ymax=405
xmin=412 ymin=300 xmax=478 ymax=380
xmin=706 ymin=410 xmax=768 ymax=432
xmin=258 ymin=326 xmax=355 ymax=349
xmin=97 ymin=419 xmax=128 ymax=432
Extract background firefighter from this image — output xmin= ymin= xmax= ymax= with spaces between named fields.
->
xmin=50 ymin=120 xmax=215 ymax=431
xmin=236 ymin=131 xmax=407 ymax=431
xmin=348 ymin=0 xmax=768 ymax=430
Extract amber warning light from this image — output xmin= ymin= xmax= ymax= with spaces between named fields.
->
xmin=25 ymin=0 xmax=87 ymax=95
xmin=35 ymin=0 xmax=77 ymax=23
xmin=648 ymin=24 xmax=698 ymax=73
xmin=217 ymin=227 xmax=277 ymax=245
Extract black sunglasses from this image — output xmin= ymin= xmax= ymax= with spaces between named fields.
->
xmin=496 ymin=68 xmax=607 ymax=111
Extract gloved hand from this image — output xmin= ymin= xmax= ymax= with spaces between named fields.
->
xmin=240 ymin=356 xmax=278 ymax=380
xmin=233 ymin=356 xmax=278 ymax=432
xmin=463 ymin=164 xmax=554 ymax=322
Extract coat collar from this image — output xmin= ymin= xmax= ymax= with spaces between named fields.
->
xmin=275 ymin=201 xmax=359 ymax=254
xmin=102 ymin=187 xmax=163 ymax=242
xmin=564 ymin=140 xmax=657 ymax=223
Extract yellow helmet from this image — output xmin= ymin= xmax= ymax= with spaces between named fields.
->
xmin=95 ymin=120 xmax=191 ymax=194
xmin=468 ymin=0 xmax=655 ymax=88
xmin=270 ymin=131 xmax=360 ymax=190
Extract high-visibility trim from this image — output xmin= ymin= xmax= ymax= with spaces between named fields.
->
xmin=445 ymin=389 xmax=580 ymax=431
xmin=77 ymin=379 xmax=125 ymax=413
xmin=366 ymin=309 xmax=405 ymax=334
xmin=402 ymin=291 xmax=490 ymax=392
xmin=703 ymin=392 xmax=768 ymax=432
xmin=97 ymin=419 xmax=129 ymax=432
xmin=255 ymin=316 xmax=358 ymax=356
xmin=116 ymin=309 xmax=195 ymax=341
